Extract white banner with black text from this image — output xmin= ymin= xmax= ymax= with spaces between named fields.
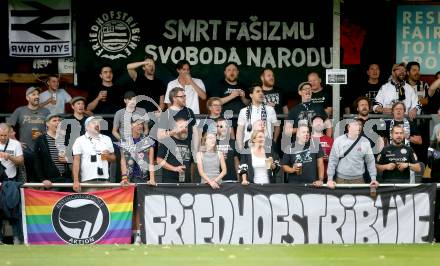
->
xmin=137 ymin=184 xmax=436 ymax=244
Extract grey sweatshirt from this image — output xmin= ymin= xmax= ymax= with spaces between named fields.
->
xmin=327 ymin=134 xmax=377 ymax=181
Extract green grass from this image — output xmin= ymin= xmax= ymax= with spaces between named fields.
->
xmin=1 ymin=244 xmax=440 ymax=266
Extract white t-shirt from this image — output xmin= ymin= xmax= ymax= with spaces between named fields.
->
xmin=72 ymin=133 xmax=114 ymax=182
xmin=252 ymin=153 xmax=269 ymax=184
xmin=164 ymin=78 xmax=206 ymax=114
xmin=237 ymin=104 xmax=278 ymax=143
xmin=40 ymin=89 xmax=72 ymax=114
xmin=373 ymin=81 xmax=420 ymax=113
xmin=0 ymin=139 xmax=23 ymax=179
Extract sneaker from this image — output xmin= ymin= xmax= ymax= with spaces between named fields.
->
xmin=13 ymin=237 xmax=22 ymax=245
xmin=0 ymin=240 xmax=4 ymax=245
xmin=134 ymin=234 xmax=142 ymax=245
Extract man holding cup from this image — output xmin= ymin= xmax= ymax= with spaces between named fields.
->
xmin=72 ymin=116 xmax=115 ymax=192
xmin=87 ymin=65 xmax=124 ymax=115
xmin=8 ymin=86 xmax=50 ymax=182
xmin=282 ymin=124 xmax=324 ymax=186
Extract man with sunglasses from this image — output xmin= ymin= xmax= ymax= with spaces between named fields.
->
xmin=373 ymin=62 xmax=420 ymax=120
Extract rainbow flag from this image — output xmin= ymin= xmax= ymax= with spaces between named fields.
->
xmin=22 ymin=187 xmax=134 ymax=245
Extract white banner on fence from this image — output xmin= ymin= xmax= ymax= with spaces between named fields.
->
xmin=140 ymin=184 xmax=435 ymax=244
xmin=8 ymin=0 xmax=72 ymax=57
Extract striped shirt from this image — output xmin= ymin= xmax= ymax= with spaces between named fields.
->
xmin=46 ymin=135 xmax=65 ymax=174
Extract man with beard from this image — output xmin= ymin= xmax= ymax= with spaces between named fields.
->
xmin=8 ymin=87 xmax=50 ymax=150
xmin=377 ymin=125 xmax=421 ymax=183
xmin=8 ymin=86 xmax=50 ymax=181
xmin=236 ymin=85 xmax=279 ymax=152
xmin=384 ymin=101 xmax=422 ymax=182
xmin=406 ymin=61 xmax=430 ymax=111
xmin=354 ymin=96 xmax=386 ymax=154
xmin=211 ymin=62 xmax=249 ymax=127
xmin=72 ymin=116 xmax=116 ymax=192
xmin=157 ymin=118 xmax=192 ymax=183
xmin=260 ymin=68 xmax=288 ymax=115
xmin=373 ymin=62 xmax=420 ymax=119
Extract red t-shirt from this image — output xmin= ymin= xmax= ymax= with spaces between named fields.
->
xmin=318 ymin=135 xmax=334 ymax=179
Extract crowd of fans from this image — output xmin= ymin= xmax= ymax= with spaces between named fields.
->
xmin=1 ymin=57 xmax=440 ymax=244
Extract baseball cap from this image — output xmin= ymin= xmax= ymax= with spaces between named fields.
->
xmin=84 ymin=116 xmax=101 ymax=127
xmin=131 ymin=116 xmax=146 ymax=124
xmin=26 ymin=86 xmax=41 ymax=96
xmin=45 ymin=113 xmax=62 ymax=122
xmin=70 ymin=96 xmax=86 ymax=105
xmin=297 ymin=82 xmax=312 ymax=92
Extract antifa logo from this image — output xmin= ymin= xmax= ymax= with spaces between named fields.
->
xmin=52 ymin=194 xmax=110 ymax=244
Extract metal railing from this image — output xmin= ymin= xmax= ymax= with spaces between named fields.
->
xmin=19 ymin=182 xmax=440 ymax=188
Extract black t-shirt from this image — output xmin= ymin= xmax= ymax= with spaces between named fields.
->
xmin=344 ymin=82 xmax=382 ymax=112
xmin=385 ymin=119 xmax=420 ymax=141
xmin=88 ymin=84 xmax=125 ymax=114
xmin=281 ymin=140 xmax=324 ymax=184
xmin=311 ymin=88 xmax=332 ymax=108
xmin=426 ymin=90 xmax=440 ymax=114
xmin=377 ymin=144 xmax=418 ymax=182
xmin=263 ymin=87 xmax=287 ymax=115
xmin=216 ymin=138 xmax=238 ymax=181
xmin=158 ymin=107 xmax=196 ymax=139
xmin=287 ymin=102 xmax=327 ymax=128
xmin=64 ymin=115 xmax=87 ymax=147
xmin=133 ymin=75 xmax=166 ymax=113
xmin=157 ymin=137 xmax=192 ymax=183
xmin=210 ymin=80 xmax=248 ymax=115
xmin=362 ymin=82 xmax=382 ymax=102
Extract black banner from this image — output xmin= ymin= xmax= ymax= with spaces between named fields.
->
xmin=74 ymin=0 xmax=333 ymax=95
xmin=137 ymin=183 xmax=436 ymax=244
